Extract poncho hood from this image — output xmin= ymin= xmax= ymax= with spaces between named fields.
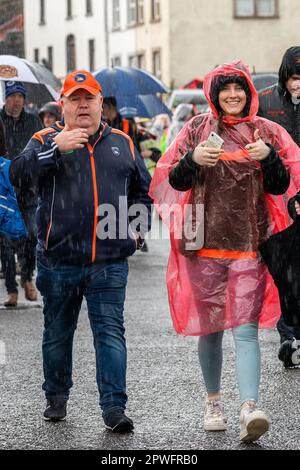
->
xmin=203 ymin=60 xmax=259 ymax=124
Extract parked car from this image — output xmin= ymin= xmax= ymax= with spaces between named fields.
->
xmin=167 ymin=89 xmax=209 ymax=114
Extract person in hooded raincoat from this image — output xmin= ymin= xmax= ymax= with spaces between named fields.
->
xmin=259 ymin=46 xmax=300 ymax=367
xmin=166 ymin=103 xmax=195 ymax=148
xmin=150 ymin=60 xmax=300 ymax=443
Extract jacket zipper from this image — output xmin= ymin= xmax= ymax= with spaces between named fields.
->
xmin=45 ymin=176 xmax=56 ymax=250
xmin=87 ymin=136 xmax=102 ymax=263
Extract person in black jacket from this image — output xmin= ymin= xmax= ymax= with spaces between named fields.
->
xmin=10 ymin=70 xmax=152 ymax=432
xmin=0 ymin=81 xmax=42 ymax=307
xmin=258 ymin=46 xmax=300 ymax=366
xmin=0 ymin=115 xmax=7 ymax=157
xmin=259 ymin=193 xmax=300 ymax=368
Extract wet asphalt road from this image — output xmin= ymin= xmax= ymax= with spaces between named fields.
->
xmin=0 ymin=219 xmax=300 ymax=451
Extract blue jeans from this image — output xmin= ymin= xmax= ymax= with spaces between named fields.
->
xmin=36 ymin=252 xmax=129 ymax=417
xmin=198 ymin=322 xmax=261 ymax=403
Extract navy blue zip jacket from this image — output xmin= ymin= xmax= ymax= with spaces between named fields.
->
xmin=9 ymin=121 xmax=152 ymax=265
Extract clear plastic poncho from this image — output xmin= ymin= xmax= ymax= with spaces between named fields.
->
xmin=150 ymin=60 xmax=300 ymax=336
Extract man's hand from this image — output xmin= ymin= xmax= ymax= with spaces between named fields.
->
xmin=295 ymin=201 xmax=300 ymax=216
xmin=245 ymin=129 xmax=271 ymax=161
xmin=192 ymin=141 xmax=224 ymax=167
xmin=54 ymin=127 xmax=89 ymax=153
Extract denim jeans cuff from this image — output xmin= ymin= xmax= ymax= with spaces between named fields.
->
xmin=45 ymin=394 xmax=69 ymax=402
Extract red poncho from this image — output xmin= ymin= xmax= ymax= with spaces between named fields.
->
xmin=150 ymin=61 xmax=300 ymax=336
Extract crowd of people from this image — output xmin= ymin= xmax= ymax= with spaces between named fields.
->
xmin=0 ymin=46 xmax=300 ymax=443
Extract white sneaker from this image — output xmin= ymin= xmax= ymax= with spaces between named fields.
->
xmin=240 ymin=401 xmax=270 ymax=443
xmin=204 ymin=398 xmax=227 ymax=432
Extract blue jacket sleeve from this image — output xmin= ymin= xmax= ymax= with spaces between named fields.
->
xmin=9 ymin=137 xmax=61 ymax=189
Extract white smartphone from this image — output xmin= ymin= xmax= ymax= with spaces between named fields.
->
xmin=205 ymin=132 xmax=224 ymax=149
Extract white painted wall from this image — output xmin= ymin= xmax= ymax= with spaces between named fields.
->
xmin=169 ymin=0 xmax=300 ymax=87
xmin=107 ymin=0 xmax=136 ymax=67
xmin=24 ymin=0 xmax=108 ymax=79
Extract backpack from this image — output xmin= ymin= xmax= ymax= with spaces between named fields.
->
xmin=0 ymin=157 xmax=28 ymax=239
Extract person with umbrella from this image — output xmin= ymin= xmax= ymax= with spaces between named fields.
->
xmin=95 ymin=65 xmax=169 ymax=170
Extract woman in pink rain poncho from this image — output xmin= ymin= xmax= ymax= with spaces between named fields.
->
xmin=150 ymin=61 xmax=300 ymax=443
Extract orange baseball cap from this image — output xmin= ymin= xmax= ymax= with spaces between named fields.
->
xmin=61 ymin=70 xmax=102 ymax=97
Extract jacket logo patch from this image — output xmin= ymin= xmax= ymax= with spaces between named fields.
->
xmin=267 ymin=110 xmax=285 ymax=117
xmin=111 ymin=147 xmax=121 ymax=157
xmin=74 ymin=73 xmax=87 ymax=83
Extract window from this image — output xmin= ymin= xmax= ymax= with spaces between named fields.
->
xmin=48 ymin=46 xmax=53 ymax=71
xmin=234 ymin=0 xmax=278 ymax=17
xmin=128 ymin=55 xmax=137 ymax=67
xmin=137 ymin=0 xmax=144 ymax=23
xmin=40 ymin=0 xmax=45 ymax=24
xmin=127 ymin=0 xmax=137 ymax=25
xmin=86 ymin=0 xmax=93 ymax=16
xmin=34 ymin=48 xmax=39 ymax=63
xmin=112 ymin=0 xmax=120 ymax=29
xmin=153 ymin=50 xmax=161 ymax=80
xmin=66 ymin=35 xmax=76 ymax=73
xmin=112 ymin=56 xmax=122 ymax=67
xmin=127 ymin=0 xmax=144 ymax=26
xmin=151 ymin=0 xmax=161 ymax=21
xmin=137 ymin=53 xmax=145 ymax=69
xmin=67 ymin=0 xmax=73 ymax=19
xmin=89 ymin=39 xmax=95 ymax=72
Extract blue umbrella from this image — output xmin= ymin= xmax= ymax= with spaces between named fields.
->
xmin=94 ymin=67 xmax=169 ymax=96
xmin=116 ymin=94 xmax=172 ymax=118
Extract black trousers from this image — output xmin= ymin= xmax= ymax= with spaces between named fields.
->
xmin=0 ymin=207 xmax=37 ymax=294
xmin=277 ymin=315 xmax=300 ymax=343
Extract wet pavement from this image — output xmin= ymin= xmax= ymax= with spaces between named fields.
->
xmin=0 ymin=218 xmax=300 ymax=450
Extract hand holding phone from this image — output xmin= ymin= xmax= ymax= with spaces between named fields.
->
xmin=205 ymin=132 xmax=225 ymax=150
xmin=192 ymin=132 xmax=224 ymax=167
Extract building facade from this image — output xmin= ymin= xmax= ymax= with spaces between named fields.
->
xmin=24 ymin=0 xmax=300 ymax=87
xmin=0 ymin=0 xmax=24 ymax=57
xmin=168 ymin=0 xmax=299 ymax=87
xmin=24 ymin=0 xmax=107 ymax=79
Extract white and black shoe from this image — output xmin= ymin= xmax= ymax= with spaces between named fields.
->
xmin=278 ymin=339 xmax=299 ymax=368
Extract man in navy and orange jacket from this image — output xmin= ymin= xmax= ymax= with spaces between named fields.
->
xmin=10 ymin=70 xmax=152 ymax=432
